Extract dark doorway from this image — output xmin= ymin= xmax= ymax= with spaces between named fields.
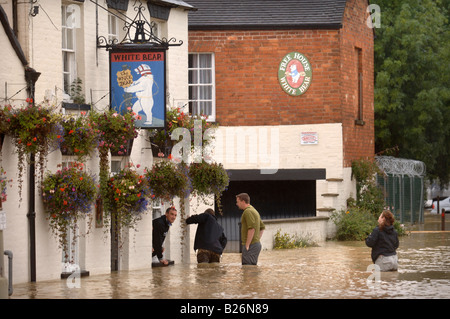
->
xmin=216 ymin=179 xmax=316 ymax=252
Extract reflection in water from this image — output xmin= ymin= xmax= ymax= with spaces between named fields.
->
xmin=10 ymin=214 xmax=450 ymax=299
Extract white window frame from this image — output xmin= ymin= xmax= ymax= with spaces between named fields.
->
xmin=62 ymin=4 xmax=77 ymax=95
xmin=188 ymin=53 xmax=216 ymax=122
xmin=108 ymin=12 xmax=120 ymax=44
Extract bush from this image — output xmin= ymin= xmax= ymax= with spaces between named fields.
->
xmin=351 ymin=158 xmax=385 ymax=217
xmin=331 ymin=208 xmax=377 ymax=241
xmin=273 ymin=229 xmax=317 ymax=249
xmin=393 ymin=221 xmax=407 ymax=236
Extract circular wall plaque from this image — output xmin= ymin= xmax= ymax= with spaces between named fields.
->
xmin=278 ymin=52 xmax=312 ymax=96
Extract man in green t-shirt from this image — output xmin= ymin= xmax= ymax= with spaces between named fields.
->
xmin=236 ymin=193 xmax=265 ymax=265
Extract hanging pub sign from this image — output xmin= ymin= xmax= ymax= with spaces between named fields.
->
xmin=110 ymin=48 xmax=166 ymax=129
xmin=278 ymin=52 xmax=312 ymax=96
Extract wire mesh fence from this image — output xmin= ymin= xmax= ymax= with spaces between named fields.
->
xmin=376 ymin=156 xmax=425 ymax=224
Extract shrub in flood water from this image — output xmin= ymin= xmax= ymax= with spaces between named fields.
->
xmin=274 ymin=229 xmax=317 ymax=249
xmin=331 ymin=207 xmax=377 ymax=241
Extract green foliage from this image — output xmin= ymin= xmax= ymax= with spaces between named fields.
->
xmin=188 ymin=160 xmax=229 ymax=213
xmin=90 ymin=109 xmax=138 ymax=155
xmin=104 ymin=164 xmax=150 ymax=231
xmin=0 ymin=167 xmax=12 ymax=203
xmin=331 ymin=208 xmax=377 ymax=241
xmin=149 ymin=107 xmax=218 ymax=155
xmin=59 ymin=113 xmax=100 ymax=162
xmin=332 ymin=159 xmax=385 ymax=241
xmin=7 ymin=101 xmax=62 ymax=200
xmin=274 ymin=229 xmax=317 ymax=249
xmin=351 ymin=158 xmax=385 ymax=217
xmin=374 ymin=0 xmax=450 ymax=187
xmin=394 ymin=221 xmax=407 ymax=237
xmin=69 ymin=77 xmax=86 ymax=105
xmin=145 ymin=160 xmax=189 ymax=202
xmin=0 ymin=105 xmax=12 ymax=134
xmin=41 ymin=163 xmax=97 ymax=256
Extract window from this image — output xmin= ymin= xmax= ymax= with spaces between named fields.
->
xmin=355 ymin=47 xmax=365 ymax=125
xmin=188 ymin=53 xmax=215 ymax=121
xmin=62 ymin=4 xmax=77 ymax=94
xmin=152 ymin=198 xmax=163 ymax=219
xmin=110 ymin=159 xmax=123 ymax=176
xmin=108 ymin=12 xmax=120 ymax=44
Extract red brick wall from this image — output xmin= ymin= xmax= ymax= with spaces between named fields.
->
xmin=189 ymin=0 xmax=374 ymax=167
xmin=339 ymin=0 xmax=375 ymax=166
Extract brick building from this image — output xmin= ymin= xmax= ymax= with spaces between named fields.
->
xmin=186 ymin=0 xmax=375 ymax=250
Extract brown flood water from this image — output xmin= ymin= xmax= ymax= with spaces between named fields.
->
xmin=9 ymin=213 xmax=450 ymax=299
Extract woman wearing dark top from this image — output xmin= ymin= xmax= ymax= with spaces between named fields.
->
xmin=365 ymin=210 xmax=399 ymax=271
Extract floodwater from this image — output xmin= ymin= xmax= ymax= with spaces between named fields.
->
xmin=9 ymin=213 xmax=450 ymax=299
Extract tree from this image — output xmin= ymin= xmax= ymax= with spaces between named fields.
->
xmin=374 ymin=0 xmax=450 ymax=187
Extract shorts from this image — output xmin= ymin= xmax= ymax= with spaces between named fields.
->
xmin=375 ymin=254 xmax=398 ymax=272
xmin=197 ymin=249 xmax=221 ymax=263
xmin=242 ymin=242 xmax=262 ymax=265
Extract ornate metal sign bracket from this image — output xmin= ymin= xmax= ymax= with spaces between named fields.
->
xmin=92 ymin=0 xmax=183 ymax=50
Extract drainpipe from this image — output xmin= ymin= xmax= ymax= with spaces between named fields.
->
xmin=0 ymin=139 xmax=7 ymax=298
xmin=0 ymin=230 xmax=6 ymax=299
xmin=3 ymin=250 xmax=12 ymax=296
xmin=25 ymin=67 xmax=41 ymax=282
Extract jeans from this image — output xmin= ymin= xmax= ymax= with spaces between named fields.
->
xmin=197 ymin=249 xmax=221 ymax=263
xmin=242 ymin=242 xmax=262 ymax=265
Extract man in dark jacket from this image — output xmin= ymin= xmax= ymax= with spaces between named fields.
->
xmin=186 ymin=208 xmax=227 ymax=263
xmin=152 ymin=206 xmax=177 ymax=265
xmin=365 ymin=210 xmax=399 ymax=271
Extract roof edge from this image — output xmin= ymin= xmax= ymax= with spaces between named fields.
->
xmin=189 ymin=23 xmax=343 ymax=31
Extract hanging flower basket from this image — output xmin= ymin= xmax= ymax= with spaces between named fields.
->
xmin=150 ymin=138 xmax=173 ymax=158
xmin=145 ymin=160 xmax=189 ymax=203
xmin=7 ymin=100 xmax=62 ymax=200
xmin=148 ymin=107 xmax=218 ymax=157
xmin=90 ymin=109 xmax=139 ymax=204
xmin=188 ymin=160 xmax=229 ymax=213
xmin=41 ymin=163 xmax=97 ymax=260
xmin=91 ymin=109 xmax=139 ymax=155
xmin=59 ymin=113 xmax=100 ymax=161
xmin=103 ymin=164 xmax=150 ymax=231
xmin=110 ymin=138 xmax=134 ymax=156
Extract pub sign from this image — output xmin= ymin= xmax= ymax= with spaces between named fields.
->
xmin=110 ymin=48 xmax=166 ymax=129
xmin=278 ymin=52 xmax=312 ymax=96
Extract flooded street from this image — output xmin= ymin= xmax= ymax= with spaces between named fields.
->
xmin=9 ymin=213 xmax=450 ymax=299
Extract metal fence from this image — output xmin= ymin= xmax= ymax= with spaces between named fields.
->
xmin=375 ymin=156 xmax=425 ymax=224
